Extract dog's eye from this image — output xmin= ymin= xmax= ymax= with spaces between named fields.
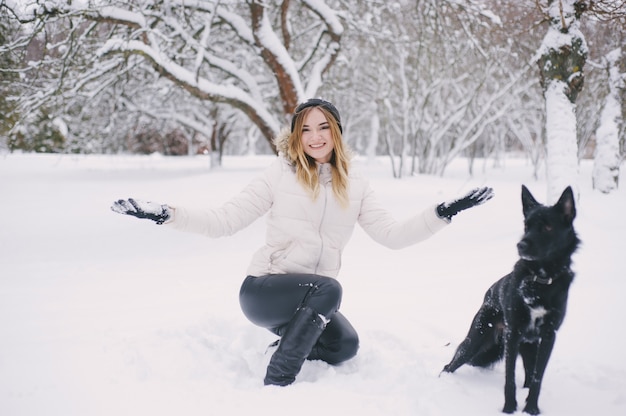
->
xmin=543 ymin=224 xmax=553 ymax=232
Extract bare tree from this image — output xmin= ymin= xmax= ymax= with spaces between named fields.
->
xmin=586 ymin=1 xmax=626 ymax=193
xmin=592 ymin=47 xmax=623 ymax=192
xmin=0 ymin=6 xmax=21 ymax=151
xmin=536 ymin=0 xmax=625 ymax=201
xmin=2 ymin=0 xmax=345 ymax=153
xmin=355 ymin=1 xmax=534 ymax=177
xmin=536 ymin=0 xmax=588 ymax=202
xmin=2 ymin=0 xmax=624 ymax=180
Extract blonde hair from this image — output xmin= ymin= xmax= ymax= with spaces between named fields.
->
xmin=287 ymin=106 xmax=350 ymax=207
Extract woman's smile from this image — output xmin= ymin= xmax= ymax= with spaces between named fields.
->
xmin=301 ymin=108 xmax=334 ymax=163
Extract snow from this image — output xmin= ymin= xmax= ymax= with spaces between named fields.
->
xmin=98 ymin=6 xmax=147 ymax=28
xmin=95 ymin=38 xmax=280 ymax=135
xmin=253 ymin=9 xmax=305 ymax=100
xmin=51 ymin=117 xmax=68 ymax=137
xmin=303 ymin=0 xmax=344 ymax=36
xmin=214 ymin=8 xmax=256 ymax=45
xmin=593 ymin=48 xmax=623 ymax=194
xmin=538 ymin=0 xmax=588 ymax=57
xmin=544 ymin=81 xmax=580 ymax=204
xmin=534 ymin=0 xmax=588 ymax=204
xmin=1 ymin=153 xmax=625 ymax=416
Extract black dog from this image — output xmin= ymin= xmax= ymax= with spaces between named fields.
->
xmin=442 ymin=185 xmax=580 ymax=415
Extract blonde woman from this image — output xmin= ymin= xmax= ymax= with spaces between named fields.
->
xmin=111 ymin=98 xmax=494 ymax=386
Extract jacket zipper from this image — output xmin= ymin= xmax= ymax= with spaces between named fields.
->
xmin=314 ymin=180 xmax=329 ymax=274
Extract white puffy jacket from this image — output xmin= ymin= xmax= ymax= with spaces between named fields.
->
xmin=167 ymin=156 xmax=448 ymax=278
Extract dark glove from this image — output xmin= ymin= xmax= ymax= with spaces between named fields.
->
xmin=111 ymin=198 xmax=171 ymax=225
xmin=436 ymin=187 xmax=494 ymax=220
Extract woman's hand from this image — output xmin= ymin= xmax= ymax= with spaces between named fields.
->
xmin=111 ymin=198 xmax=172 ymax=225
xmin=436 ymin=187 xmax=494 ymax=220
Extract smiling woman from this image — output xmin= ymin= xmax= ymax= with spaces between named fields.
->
xmin=286 ymin=99 xmax=349 ymax=206
xmin=301 ymin=108 xmax=335 ymax=164
xmin=110 ymin=98 xmax=494 ymax=388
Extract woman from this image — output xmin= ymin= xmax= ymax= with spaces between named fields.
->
xmin=111 ymin=98 xmax=493 ymax=386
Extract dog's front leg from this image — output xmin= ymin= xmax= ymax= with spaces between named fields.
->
xmin=523 ymin=331 xmax=556 ymax=415
xmin=502 ymin=328 xmax=521 ymax=414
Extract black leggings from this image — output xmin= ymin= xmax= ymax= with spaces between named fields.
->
xmin=239 ymin=274 xmax=359 ymax=365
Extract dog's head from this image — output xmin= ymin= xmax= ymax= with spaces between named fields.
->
xmin=517 ymin=185 xmax=579 ymax=262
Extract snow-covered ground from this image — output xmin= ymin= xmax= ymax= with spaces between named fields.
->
xmin=1 ymin=153 xmax=624 ymax=415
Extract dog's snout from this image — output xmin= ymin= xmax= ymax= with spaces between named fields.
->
xmin=517 ymin=238 xmax=537 ymax=260
xmin=517 ymin=240 xmax=529 ymax=254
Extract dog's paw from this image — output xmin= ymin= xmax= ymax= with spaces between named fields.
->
xmin=438 ymin=366 xmax=452 ymax=378
xmin=502 ymin=401 xmax=517 ymax=414
xmin=523 ymin=404 xmax=540 ymax=415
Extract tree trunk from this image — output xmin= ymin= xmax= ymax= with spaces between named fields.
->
xmin=537 ymin=0 xmax=588 ymax=203
xmin=592 ymin=48 xmax=622 ymax=193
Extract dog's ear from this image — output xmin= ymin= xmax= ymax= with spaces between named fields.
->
xmin=521 ymin=185 xmax=540 ymax=217
xmin=555 ymin=186 xmax=576 ymax=223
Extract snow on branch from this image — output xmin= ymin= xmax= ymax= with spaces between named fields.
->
xmin=300 ymin=0 xmax=344 ymax=98
xmin=252 ymin=7 xmax=305 ymax=102
xmin=96 ymin=38 xmax=279 ymax=135
xmin=96 ymin=6 xmax=146 ymax=28
xmin=156 ymin=13 xmax=263 ymax=100
xmin=215 ymin=9 xmax=256 ymax=45
xmin=302 ymin=0 xmax=344 ymax=36
xmin=304 ymin=41 xmax=340 ymax=99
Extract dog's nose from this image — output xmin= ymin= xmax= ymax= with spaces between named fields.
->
xmin=517 ymin=240 xmax=529 ymax=253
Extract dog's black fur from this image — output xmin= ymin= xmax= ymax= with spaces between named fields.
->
xmin=442 ymin=185 xmax=580 ymax=415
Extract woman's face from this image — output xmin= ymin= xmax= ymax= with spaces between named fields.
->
xmin=300 ymin=107 xmax=335 ymax=164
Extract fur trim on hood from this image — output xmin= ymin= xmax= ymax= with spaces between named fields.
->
xmin=273 ymin=127 xmax=293 ymax=161
xmin=273 ymin=126 xmax=354 ymax=164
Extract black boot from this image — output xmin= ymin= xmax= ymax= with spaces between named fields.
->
xmin=264 ymin=306 xmax=327 ymax=386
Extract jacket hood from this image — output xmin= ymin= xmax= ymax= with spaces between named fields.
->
xmin=273 ymin=127 xmax=293 ymax=162
xmin=274 ymin=126 xmax=355 ymax=164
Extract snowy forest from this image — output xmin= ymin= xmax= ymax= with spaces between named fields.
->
xmin=2 ymin=3 xmax=626 ymax=414
xmin=1 ymin=0 xmax=625 ymax=197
